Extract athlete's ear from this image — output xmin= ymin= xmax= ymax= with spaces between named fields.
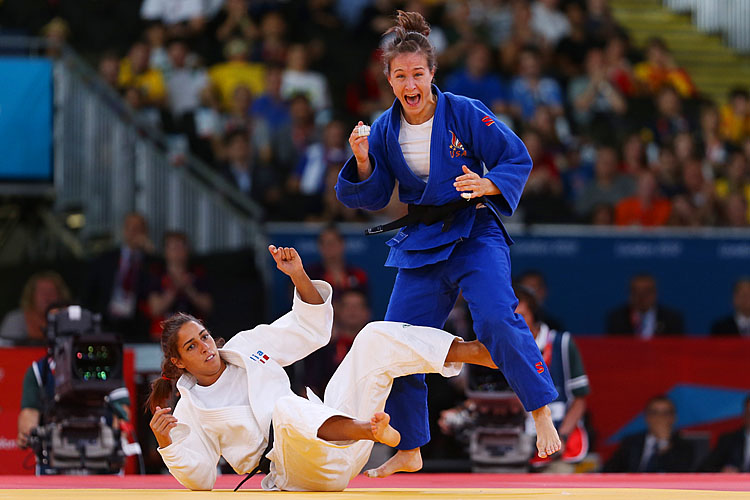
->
xmin=171 ymin=357 xmax=185 ymax=370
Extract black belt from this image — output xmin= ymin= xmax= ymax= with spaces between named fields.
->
xmin=233 ymin=422 xmax=274 ymax=492
xmin=365 ymin=197 xmax=483 ymax=235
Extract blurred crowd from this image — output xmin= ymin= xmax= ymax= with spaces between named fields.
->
xmin=3 ymin=0 xmax=750 ymax=226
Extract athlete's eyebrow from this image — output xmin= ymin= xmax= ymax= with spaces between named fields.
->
xmin=183 ymin=329 xmax=207 ymax=348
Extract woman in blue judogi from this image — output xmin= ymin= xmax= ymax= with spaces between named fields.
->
xmin=335 ymin=11 xmax=560 ymax=477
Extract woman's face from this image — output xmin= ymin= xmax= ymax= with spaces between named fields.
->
xmin=171 ymin=321 xmax=222 ymax=379
xmin=387 ymin=51 xmax=435 ymax=122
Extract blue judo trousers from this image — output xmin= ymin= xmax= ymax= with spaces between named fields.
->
xmin=383 ymin=208 xmax=558 ymax=449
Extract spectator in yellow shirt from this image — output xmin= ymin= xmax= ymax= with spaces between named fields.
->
xmin=720 ymin=88 xmax=750 ymax=145
xmin=119 ymin=40 xmax=167 ymax=107
xmin=634 ymin=37 xmax=696 ymax=98
xmin=208 ymin=38 xmax=266 ymax=111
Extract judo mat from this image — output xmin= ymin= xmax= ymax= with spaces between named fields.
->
xmin=2 ymin=473 xmax=750 ymax=499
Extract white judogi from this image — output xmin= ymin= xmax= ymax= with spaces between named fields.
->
xmin=158 ymin=280 xmax=462 ymax=491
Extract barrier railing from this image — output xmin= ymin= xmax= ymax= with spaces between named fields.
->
xmin=663 ymin=0 xmax=750 ymax=53
xmin=0 ymin=36 xmax=267 ymax=261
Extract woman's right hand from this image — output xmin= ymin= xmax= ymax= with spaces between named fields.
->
xmin=150 ymin=406 xmax=177 ymax=449
xmin=349 ymin=121 xmax=370 ymax=164
xmin=349 ymin=121 xmax=374 ymax=181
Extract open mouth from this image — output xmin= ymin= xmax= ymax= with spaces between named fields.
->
xmin=404 ymin=93 xmax=421 ymax=107
xmin=205 ymin=353 xmax=216 ymax=362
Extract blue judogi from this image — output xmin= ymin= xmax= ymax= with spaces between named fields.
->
xmin=336 ymin=85 xmax=558 ymax=449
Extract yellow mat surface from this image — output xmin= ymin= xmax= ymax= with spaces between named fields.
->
xmin=2 ymin=489 xmax=749 ymax=500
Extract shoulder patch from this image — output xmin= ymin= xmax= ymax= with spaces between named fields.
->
xmin=481 ymin=115 xmax=495 ymax=127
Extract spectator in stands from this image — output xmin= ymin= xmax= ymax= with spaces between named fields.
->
xmin=144 ymin=21 xmax=169 ymax=72
xmin=280 ymin=43 xmax=331 ymax=120
xmin=667 ymin=194 xmax=701 ymax=227
xmin=270 ymin=93 xmax=319 ymax=177
xmin=585 ymin=0 xmax=620 ymax=42
xmin=212 ymin=0 xmax=257 ymax=49
xmin=164 ymin=37 xmax=208 ymax=125
xmin=722 ymin=193 xmax=750 ymax=227
xmin=568 ymin=47 xmax=627 ymax=135
xmin=84 ymin=212 xmax=155 ymax=342
xmin=700 ymin=396 xmax=750 ymax=472
xmin=443 ymin=42 xmax=508 ymax=118
xmin=575 ymin=145 xmax=635 ymax=220
xmin=710 ymin=278 xmax=750 ymax=337
xmin=653 ymin=146 xmax=682 ymax=198
xmin=530 ymin=0 xmax=570 ymax=47
xmin=719 ymin=88 xmax=750 ymax=146
xmin=603 ymin=395 xmax=694 ymax=472
xmin=520 ymin=128 xmax=570 ymax=223
xmin=118 ymin=40 xmax=167 ymax=107
xmin=714 ymin=152 xmax=750 ymax=221
xmin=499 ymin=1 xmax=545 ymax=74
xmin=591 ymin=203 xmax=615 ymax=225
xmin=307 ymin=224 xmax=368 ymax=295
xmin=615 ymin=171 xmax=672 ymax=227
xmin=0 ymin=272 xmax=71 ymax=346
xmin=147 ymin=231 xmax=213 ymax=340
xmin=620 ymin=133 xmax=647 ymax=175
xmin=517 ymin=270 xmax=564 ymax=332
xmin=252 ymin=10 xmax=288 ymax=66
xmin=208 ymin=38 xmax=265 ymax=111
xmin=554 ymin=2 xmax=596 ymax=80
xmin=303 ymin=288 xmax=372 ymax=397
xmin=634 ymin=37 xmax=696 ymax=98
xmin=40 ymin=17 xmax=70 ymax=59
xmin=287 ymin=119 xmax=350 ymax=219
xmin=98 ymin=51 xmax=121 ymax=89
xmin=698 ymin=104 xmax=728 ymax=171
xmin=650 ymin=86 xmax=692 ymax=147
xmin=250 ymin=63 xmax=291 ymax=133
xmin=140 ymin=0 xmax=219 ymax=39
xmin=218 ymin=129 xmax=280 ymax=212
xmin=680 ymin=158 xmax=716 ymax=225
xmin=606 ymin=273 xmax=684 ymax=337
xmin=510 ymin=46 xmax=564 ymax=123
xmin=603 ymin=33 xmax=636 ymax=98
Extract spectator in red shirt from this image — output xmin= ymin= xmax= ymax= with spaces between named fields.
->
xmin=307 ymin=224 xmax=369 ymax=296
xmin=615 ymin=171 xmax=672 ymax=226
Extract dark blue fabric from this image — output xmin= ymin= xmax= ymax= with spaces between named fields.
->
xmin=384 ymin=210 xmax=558 ymax=449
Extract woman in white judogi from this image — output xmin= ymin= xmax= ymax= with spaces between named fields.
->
xmin=147 ymin=245 xmax=497 ymax=491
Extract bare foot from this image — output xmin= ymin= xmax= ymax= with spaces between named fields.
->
xmin=364 ymin=448 xmax=422 ymax=478
xmin=532 ymin=406 xmax=562 ymax=458
xmin=370 ymin=412 xmax=400 ymax=447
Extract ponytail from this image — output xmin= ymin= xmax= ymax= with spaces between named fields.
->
xmin=145 ymin=357 xmax=182 ymax=413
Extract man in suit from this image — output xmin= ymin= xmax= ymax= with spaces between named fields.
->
xmin=700 ymin=396 xmax=750 ymax=472
xmin=603 ymin=395 xmax=694 ymax=472
xmin=84 ymin=212 xmax=154 ymax=342
xmin=710 ymin=278 xmax=750 ymax=336
xmin=218 ymin=129 xmax=280 ymax=214
xmin=606 ymin=273 xmax=685 ymax=338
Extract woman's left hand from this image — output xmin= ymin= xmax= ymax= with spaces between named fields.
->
xmin=453 ymin=165 xmax=500 ymax=199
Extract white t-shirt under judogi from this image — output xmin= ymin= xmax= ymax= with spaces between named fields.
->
xmin=399 ymin=114 xmax=433 ymax=182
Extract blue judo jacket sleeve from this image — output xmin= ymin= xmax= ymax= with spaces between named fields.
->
xmin=335 ymin=121 xmax=396 ymax=211
xmin=458 ymin=98 xmax=532 ymax=216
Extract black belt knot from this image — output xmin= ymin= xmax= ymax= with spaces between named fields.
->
xmin=365 ymin=197 xmax=483 ymax=235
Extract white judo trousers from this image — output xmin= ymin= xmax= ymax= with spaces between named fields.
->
xmin=264 ymin=321 xmax=462 ymax=491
